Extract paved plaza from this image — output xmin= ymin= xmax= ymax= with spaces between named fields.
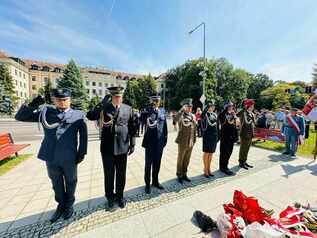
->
xmin=0 ymin=125 xmax=316 ymax=237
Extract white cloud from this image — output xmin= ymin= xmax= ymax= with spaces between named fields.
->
xmin=0 ymin=1 xmax=165 ymax=75
xmin=261 ymin=61 xmax=316 ymax=83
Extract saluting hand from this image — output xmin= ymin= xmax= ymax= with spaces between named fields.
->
xmin=128 ymin=145 xmax=135 ymax=155
xmin=76 ymin=154 xmax=85 ymax=164
xmin=29 ymin=95 xmax=45 ymax=108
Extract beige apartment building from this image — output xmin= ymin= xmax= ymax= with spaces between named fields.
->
xmin=0 ymin=50 xmax=165 ymax=108
xmin=0 ymin=51 xmax=30 ymax=107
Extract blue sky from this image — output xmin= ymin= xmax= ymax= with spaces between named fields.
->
xmin=1 ymin=0 xmax=316 ymax=82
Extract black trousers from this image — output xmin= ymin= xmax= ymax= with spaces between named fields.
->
xmin=46 ymin=160 xmax=77 ymax=209
xmin=219 ymin=139 xmax=234 ymax=170
xmin=101 ymin=152 xmax=127 ymax=200
xmin=144 ymin=146 xmax=164 ymax=186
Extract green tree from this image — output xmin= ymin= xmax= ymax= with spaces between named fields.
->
xmin=38 ymin=79 xmax=53 ymax=104
xmin=57 ymin=59 xmax=88 ymax=110
xmin=247 ymin=73 xmax=274 ymax=109
xmin=123 ymin=78 xmax=138 ymax=108
xmin=0 ymin=64 xmax=17 ymax=114
xmin=260 ymin=83 xmax=294 ymax=109
xmin=165 ymin=58 xmax=250 ymax=110
xmin=312 ymin=63 xmax=317 ymax=88
xmin=89 ymin=95 xmax=101 ymax=108
xmin=135 ymin=74 xmax=157 ymax=109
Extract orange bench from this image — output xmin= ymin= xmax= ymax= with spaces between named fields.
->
xmin=0 ymin=133 xmax=30 ymax=161
xmin=254 ymin=128 xmax=285 ymax=143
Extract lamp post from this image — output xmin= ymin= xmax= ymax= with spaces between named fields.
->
xmin=189 ymin=22 xmax=206 ymax=104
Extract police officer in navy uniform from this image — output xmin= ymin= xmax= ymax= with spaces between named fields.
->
xmin=15 ymin=89 xmax=88 ymax=223
xmin=86 ymin=86 xmax=136 ymax=209
xmin=142 ymin=95 xmax=168 ymax=194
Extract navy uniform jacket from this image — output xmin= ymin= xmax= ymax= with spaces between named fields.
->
xmin=86 ymin=102 xmax=136 ymax=155
xmin=142 ymin=107 xmax=168 ymax=149
xmin=15 ymin=105 xmax=88 ymax=162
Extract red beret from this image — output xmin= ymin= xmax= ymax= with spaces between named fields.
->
xmin=243 ymin=99 xmax=254 ymax=108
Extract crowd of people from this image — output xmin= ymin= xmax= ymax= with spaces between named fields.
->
xmin=14 ymin=86 xmax=312 ymax=224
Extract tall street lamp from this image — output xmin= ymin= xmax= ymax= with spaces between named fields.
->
xmin=189 ymin=22 xmax=206 ymax=104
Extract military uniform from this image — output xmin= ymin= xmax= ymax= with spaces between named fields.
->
xmin=174 ymin=99 xmax=196 ymax=182
xmin=237 ymin=99 xmax=255 ymax=168
xmin=218 ymin=102 xmax=238 ymax=175
xmin=86 ymin=87 xmax=135 ymax=208
xmin=15 ymin=89 xmax=88 ymax=222
xmin=142 ymin=96 xmax=168 ymax=193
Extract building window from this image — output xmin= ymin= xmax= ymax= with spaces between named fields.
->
xmin=31 ymin=64 xmax=39 ymax=70
xmin=42 ymin=66 xmax=50 ymax=72
xmin=32 ymin=85 xmax=37 ymax=90
xmin=23 ymin=73 xmax=25 ymax=79
xmin=19 ymin=71 xmax=22 ymax=77
xmin=32 ymin=76 xmax=36 ymax=81
xmin=16 ymin=91 xmax=18 ymax=96
xmin=15 ymin=80 xmax=18 ymax=86
xmin=105 ymin=83 xmax=108 ymax=87
xmin=105 ymin=90 xmax=108 ymax=95
xmin=99 ymin=82 xmax=102 ymax=87
xmin=161 ymin=84 xmax=164 ymax=88
xmin=15 ymin=69 xmax=17 ymax=75
xmin=87 ymin=89 xmax=90 ymax=94
xmin=55 ymin=78 xmax=60 ymax=85
xmin=111 ymin=84 xmax=114 ymax=87
xmin=20 ymin=81 xmax=22 ymax=87
xmin=24 ymin=83 xmax=26 ymax=88
xmin=86 ymin=81 xmax=90 ymax=86
xmin=92 ymin=89 xmax=96 ymax=94
xmin=54 ymin=67 xmax=61 ymax=73
xmin=24 ymin=92 xmax=27 ymax=97
xmin=92 ymin=82 xmax=96 ymax=86
xmin=20 ymin=92 xmax=23 ymax=97
xmin=99 ymin=89 xmax=102 ymax=95
xmin=44 ymin=77 xmax=49 ymax=85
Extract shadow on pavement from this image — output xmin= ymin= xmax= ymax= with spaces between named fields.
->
xmin=2 ymin=152 xmax=307 ymax=237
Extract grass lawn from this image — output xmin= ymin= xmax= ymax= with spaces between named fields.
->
xmin=253 ymin=128 xmax=316 ymax=158
xmin=0 ymin=154 xmax=32 ymax=176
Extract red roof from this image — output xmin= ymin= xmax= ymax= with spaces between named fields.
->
xmin=0 ymin=50 xmax=9 ymax=58
xmin=23 ymin=59 xmax=65 ymax=69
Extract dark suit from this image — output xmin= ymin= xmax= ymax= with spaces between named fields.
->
xmin=15 ymin=104 xmax=88 ymax=209
xmin=142 ymin=107 xmax=167 ymax=186
xmin=87 ymin=102 xmax=136 ymax=200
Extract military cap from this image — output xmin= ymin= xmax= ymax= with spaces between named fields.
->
xmin=243 ymin=99 xmax=254 ymax=108
xmin=149 ymin=95 xmax=161 ymax=102
xmin=51 ymin=88 xmax=71 ymax=98
xmin=206 ymin=100 xmax=216 ymax=108
xmin=181 ymin=98 xmax=193 ymax=107
xmin=224 ymin=101 xmax=234 ymax=109
xmin=108 ymin=86 xmax=124 ymax=96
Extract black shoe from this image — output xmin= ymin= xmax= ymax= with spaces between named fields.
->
xmin=239 ymin=164 xmax=248 ymax=170
xmin=118 ymin=198 xmax=126 ymax=208
xmin=221 ymin=169 xmax=235 ymax=176
xmin=50 ymin=206 xmax=64 ymax=223
xmin=152 ymin=183 xmax=164 ymax=190
xmin=177 ymin=177 xmax=183 ymax=184
xmin=204 ymin=174 xmax=210 ymax=178
xmin=290 ymin=153 xmax=296 ymax=157
xmin=245 ymin=163 xmax=253 ymax=168
xmin=145 ymin=185 xmax=151 ymax=194
xmin=282 ymin=151 xmax=290 ymax=155
xmin=208 ymin=173 xmax=215 ymax=177
xmin=107 ymin=199 xmax=114 ymax=209
xmin=63 ymin=207 xmax=74 ymax=220
xmin=183 ymin=175 xmax=191 ymax=182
